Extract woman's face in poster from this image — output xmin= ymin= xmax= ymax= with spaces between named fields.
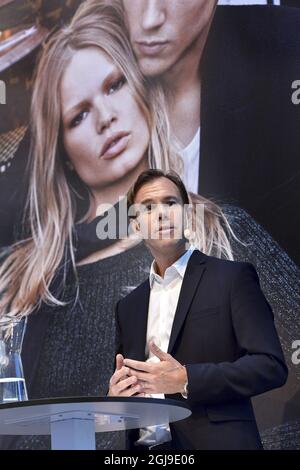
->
xmin=60 ymin=47 xmax=150 ymax=192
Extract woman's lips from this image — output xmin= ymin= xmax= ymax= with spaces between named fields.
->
xmin=100 ymin=133 xmax=131 ymax=160
xmin=136 ymin=41 xmax=169 ymax=56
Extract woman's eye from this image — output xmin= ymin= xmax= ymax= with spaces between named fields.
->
xmin=108 ymin=76 xmax=126 ymax=95
xmin=70 ymin=110 xmax=88 ymax=128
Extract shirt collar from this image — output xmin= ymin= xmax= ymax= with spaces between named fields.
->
xmin=149 ymin=245 xmax=196 ymax=288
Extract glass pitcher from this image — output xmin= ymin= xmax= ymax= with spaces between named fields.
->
xmin=0 ymin=316 xmax=28 ymax=404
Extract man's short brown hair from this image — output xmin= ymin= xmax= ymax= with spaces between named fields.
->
xmin=127 ymin=169 xmax=190 ymax=217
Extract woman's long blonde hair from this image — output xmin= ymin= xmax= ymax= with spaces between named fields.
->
xmin=0 ymin=1 xmax=236 ymax=321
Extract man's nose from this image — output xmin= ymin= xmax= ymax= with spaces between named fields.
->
xmin=142 ymin=0 xmax=166 ymax=31
xmin=95 ymin=97 xmax=116 ymax=134
xmin=157 ymin=204 xmax=169 ymax=220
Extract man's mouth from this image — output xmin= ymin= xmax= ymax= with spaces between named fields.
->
xmin=136 ymin=40 xmax=169 ymax=56
xmin=158 ymin=225 xmax=174 ymax=232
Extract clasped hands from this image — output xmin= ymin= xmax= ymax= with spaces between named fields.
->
xmin=108 ymin=341 xmax=187 ymax=397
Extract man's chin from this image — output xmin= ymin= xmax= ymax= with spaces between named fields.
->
xmin=137 ymin=56 xmax=171 ymax=78
xmin=147 ymin=238 xmax=183 ymax=251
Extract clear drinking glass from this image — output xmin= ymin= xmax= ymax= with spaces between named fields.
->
xmin=0 ymin=316 xmax=28 ymax=404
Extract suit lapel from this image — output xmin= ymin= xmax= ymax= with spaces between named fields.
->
xmin=168 ymin=250 xmax=207 ymax=354
xmin=132 ymin=280 xmax=150 ymax=362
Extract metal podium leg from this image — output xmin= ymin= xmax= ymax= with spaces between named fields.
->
xmin=50 ymin=412 xmax=96 ymax=450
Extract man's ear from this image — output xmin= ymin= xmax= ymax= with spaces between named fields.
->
xmin=128 ymin=218 xmax=141 ymax=238
xmin=185 ymin=205 xmax=193 ymax=228
xmin=133 ymin=218 xmax=140 ymax=233
xmin=184 ymin=205 xmax=195 ymax=241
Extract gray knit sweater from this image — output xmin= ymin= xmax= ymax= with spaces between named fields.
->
xmin=13 ymin=242 xmax=153 ymax=450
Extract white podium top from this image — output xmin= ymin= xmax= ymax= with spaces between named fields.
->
xmin=0 ymin=397 xmax=191 ymax=435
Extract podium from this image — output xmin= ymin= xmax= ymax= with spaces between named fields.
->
xmin=0 ymin=396 xmax=191 ymax=450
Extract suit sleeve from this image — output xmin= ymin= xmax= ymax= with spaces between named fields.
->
xmin=105 ymin=300 xmax=123 ymax=396
xmin=186 ymin=263 xmax=288 ymax=405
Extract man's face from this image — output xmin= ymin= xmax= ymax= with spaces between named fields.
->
xmin=123 ymin=0 xmax=217 ymax=77
xmin=132 ymin=177 xmax=187 ymax=253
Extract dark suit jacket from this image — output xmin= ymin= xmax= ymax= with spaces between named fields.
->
xmin=1 ymin=5 xmax=300 ymax=264
xmin=116 ymin=249 xmax=288 ymax=450
xmin=199 ymin=5 xmax=300 ymax=264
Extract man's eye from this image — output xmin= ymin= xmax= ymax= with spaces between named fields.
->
xmin=108 ymin=76 xmax=126 ymax=95
xmin=146 ymin=205 xmax=152 ymax=212
xmin=167 ymin=200 xmax=177 ymax=206
xmin=70 ymin=110 xmax=88 ymax=128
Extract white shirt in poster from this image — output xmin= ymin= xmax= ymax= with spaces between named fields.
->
xmin=180 ymin=127 xmax=200 ymax=194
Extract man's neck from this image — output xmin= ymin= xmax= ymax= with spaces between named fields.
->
xmin=160 ymin=22 xmax=212 ymax=146
xmin=152 ymin=242 xmax=188 ymax=278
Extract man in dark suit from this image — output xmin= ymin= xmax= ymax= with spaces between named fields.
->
xmin=108 ymin=169 xmax=288 ymax=450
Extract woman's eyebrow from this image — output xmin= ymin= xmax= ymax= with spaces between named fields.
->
xmin=62 ymin=68 xmax=121 ymax=122
xmin=102 ymin=68 xmax=122 ymax=91
xmin=62 ymin=99 xmax=87 ymax=122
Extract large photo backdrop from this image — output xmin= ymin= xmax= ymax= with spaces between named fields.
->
xmin=0 ymin=0 xmax=299 ymax=450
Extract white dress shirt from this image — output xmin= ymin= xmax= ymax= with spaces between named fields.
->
xmin=180 ymin=127 xmax=200 ymax=194
xmin=136 ymin=245 xmax=196 ymax=448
